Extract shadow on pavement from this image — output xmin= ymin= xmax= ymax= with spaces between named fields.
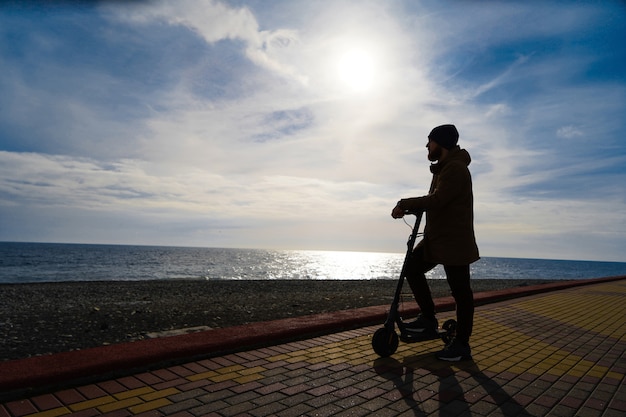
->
xmin=374 ymin=353 xmax=532 ymax=416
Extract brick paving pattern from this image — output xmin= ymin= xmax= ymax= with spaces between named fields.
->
xmin=1 ymin=279 xmax=624 ymax=416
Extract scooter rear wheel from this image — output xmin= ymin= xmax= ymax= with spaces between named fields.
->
xmin=372 ymin=327 xmax=399 ymax=357
xmin=441 ymin=319 xmax=457 ymax=345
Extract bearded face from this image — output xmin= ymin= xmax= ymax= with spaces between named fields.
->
xmin=427 ymin=140 xmax=443 ymax=162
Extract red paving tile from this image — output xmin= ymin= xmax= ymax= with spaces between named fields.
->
xmin=30 ymin=394 xmax=63 ymax=411
xmin=3 ymin=401 xmax=36 ymax=417
xmin=76 ymin=385 xmax=107 ymax=400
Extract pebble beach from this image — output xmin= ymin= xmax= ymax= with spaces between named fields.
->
xmin=0 ymin=279 xmax=558 ymax=361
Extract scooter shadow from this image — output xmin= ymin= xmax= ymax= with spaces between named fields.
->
xmin=373 ymin=353 xmax=532 ymax=416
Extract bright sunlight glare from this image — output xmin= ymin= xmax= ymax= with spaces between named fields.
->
xmin=337 ymin=48 xmax=377 ymax=93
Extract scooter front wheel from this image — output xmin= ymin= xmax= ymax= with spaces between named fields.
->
xmin=372 ymin=327 xmax=399 ymax=357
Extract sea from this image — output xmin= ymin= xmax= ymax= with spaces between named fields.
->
xmin=1 ymin=242 xmax=626 ymax=284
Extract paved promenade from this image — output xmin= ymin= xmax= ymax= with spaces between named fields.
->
xmin=1 ymin=278 xmax=625 ymax=416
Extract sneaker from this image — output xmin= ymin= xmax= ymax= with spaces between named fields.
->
xmin=436 ymin=338 xmax=472 ymax=361
xmin=404 ymin=314 xmax=438 ymax=334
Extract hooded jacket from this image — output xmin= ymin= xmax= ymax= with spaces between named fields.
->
xmin=399 ymin=146 xmax=480 ymax=265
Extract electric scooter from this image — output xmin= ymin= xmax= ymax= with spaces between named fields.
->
xmin=371 ymin=210 xmax=457 ymax=357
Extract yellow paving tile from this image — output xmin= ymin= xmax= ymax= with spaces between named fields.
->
xmin=267 ymin=353 xmax=291 ymax=362
xmin=545 ymin=368 xmax=564 ymax=377
xmin=587 ymin=368 xmax=607 ymax=378
xmin=326 ymin=352 xmax=347 ymax=360
xmin=140 ymin=387 xmax=180 ymax=401
xmin=238 ymin=366 xmax=267 ymax=376
xmin=533 ymin=363 xmax=552 ymax=371
xmin=572 ymin=361 xmax=595 ymax=374
xmin=508 ymin=366 xmax=527 ymax=374
xmin=607 ymin=371 xmax=624 ymax=380
xmin=568 ymin=369 xmax=586 ymax=378
xmin=553 ymin=364 xmax=573 ymax=373
xmin=285 ymin=355 xmax=308 ymax=363
xmin=129 ymin=398 xmax=172 ymax=414
xmin=560 ymin=358 xmax=579 ymax=367
xmin=97 ymin=397 xmax=143 ymax=413
xmin=215 ymin=364 xmax=245 ymax=374
xmin=234 ymin=373 xmax=265 ymax=384
xmin=210 ymin=371 xmax=240 ymax=382
xmin=346 ymin=353 xmax=367 ymax=361
xmin=68 ymin=396 xmax=116 ymax=412
xmin=114 ymin=386 xmax=154 ymax=400
xmin=309 ymin=353 xmax=330 ymax=361
xmin=525 ymin=367 xmax=543 ymax=376
xmin=308 ymin=345 xmax=328 ymax=353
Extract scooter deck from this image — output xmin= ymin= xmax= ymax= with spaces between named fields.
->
xmin=399 ymin=328 xmax=449 ymax=343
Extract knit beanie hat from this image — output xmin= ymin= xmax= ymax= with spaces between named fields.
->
xmin=428 ymin=124 xmax=459 ymax=149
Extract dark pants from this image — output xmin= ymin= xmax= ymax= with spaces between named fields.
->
xmin=405 ymin=245 xmax=474 ymax=344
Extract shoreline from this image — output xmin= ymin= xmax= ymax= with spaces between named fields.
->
xmin=1 ymin=278 xmax=559 ymax=361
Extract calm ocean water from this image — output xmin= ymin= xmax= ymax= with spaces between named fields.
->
xmin=1 ymin=242 xmax=625 ymax=284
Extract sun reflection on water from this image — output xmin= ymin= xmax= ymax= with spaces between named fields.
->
xmin=290 ymin=250 xmax=396 ymax=280
xmin=266 ymin=250 xmax=447 ymax=280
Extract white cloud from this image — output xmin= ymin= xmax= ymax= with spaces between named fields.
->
xmin=556 ymin=125 xmax=584 ymax=139
xmin=0 ymin=150 xmax=393 ymax=221
xmin=105 ymin=0 xmax=307 ymax=84
xmin=105 ymin=0 xmax=259 ymax=42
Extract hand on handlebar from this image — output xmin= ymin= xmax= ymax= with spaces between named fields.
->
xmin=392 ymin=201 xmax=423 ymax=219
xmin=391 ymin=204 xmax=405 ymax=219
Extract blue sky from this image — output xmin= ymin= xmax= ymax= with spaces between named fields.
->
xmin=1 ymin=0 xmax=625 ymax=262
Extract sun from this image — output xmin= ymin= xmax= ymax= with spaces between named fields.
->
xmin=336 ymin=48 xmax=378 ymax=93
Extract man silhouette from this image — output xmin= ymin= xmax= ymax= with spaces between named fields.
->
xmin=392 ymin=124 xmax=479 ymax=361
